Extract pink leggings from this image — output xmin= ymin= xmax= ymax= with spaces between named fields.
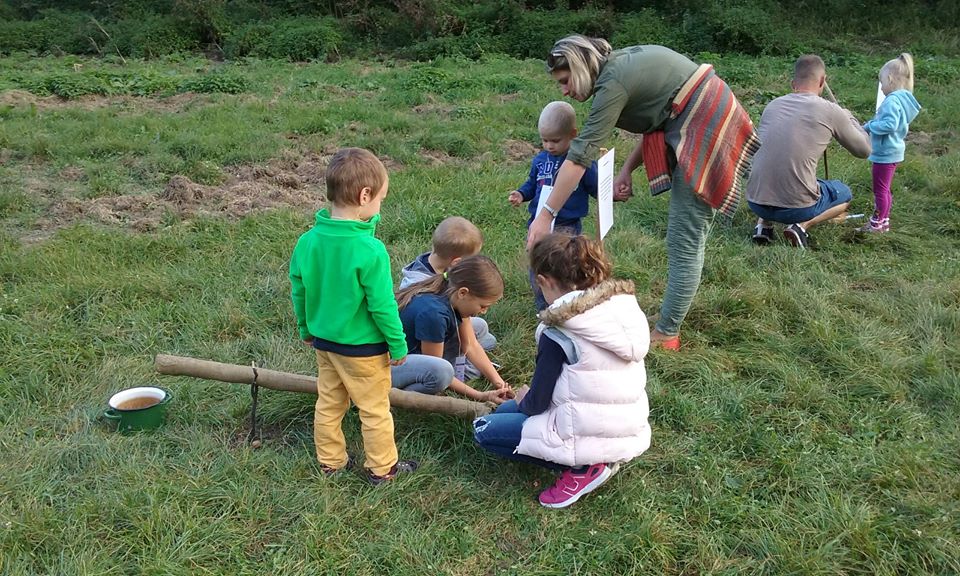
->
xmin=872 ymin=162 xmax=898 ymax=220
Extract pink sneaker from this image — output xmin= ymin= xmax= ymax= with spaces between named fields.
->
xmin=858 ymin=216 xmax=890 ymax=233
xmin=538 ymin=463 xmax=618 ymax=509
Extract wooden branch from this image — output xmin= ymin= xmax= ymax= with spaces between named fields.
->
xmin=155 ymin=354 xmax=492 ymax=419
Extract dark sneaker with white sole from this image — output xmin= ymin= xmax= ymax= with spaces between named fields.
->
xmin=367 ymin=459 xmax=419 ymax=485
xmin=783 ymin=223 xmax=810 ymax=249
xmin=752 ymin=224 xmax=775 ymax=245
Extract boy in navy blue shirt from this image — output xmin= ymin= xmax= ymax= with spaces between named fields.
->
xmin=508 ymin=101 xmax=598 ymax=310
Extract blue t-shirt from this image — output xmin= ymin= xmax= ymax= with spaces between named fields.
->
xmin=399 ymin=293 xmax=461 ymax=362
xmin=517 ymin=151 xmax=599 ymax=228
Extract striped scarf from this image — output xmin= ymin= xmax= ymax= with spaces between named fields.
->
xmin=642 ymin=64 xmax=760 ymax=219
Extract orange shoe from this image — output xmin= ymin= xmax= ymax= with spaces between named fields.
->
xmin=650 ymin=330 xmax=680 ymax=351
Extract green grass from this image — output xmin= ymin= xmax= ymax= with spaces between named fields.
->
xmin=1 ymin=52 xmax=959 ymax=575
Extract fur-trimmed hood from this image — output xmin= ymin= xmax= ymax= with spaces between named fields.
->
xmin=538 ymin=279 xmax=649 ymax=362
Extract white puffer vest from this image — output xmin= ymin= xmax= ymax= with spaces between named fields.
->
xmin=517 ymin=280 xmax=651 ymax=467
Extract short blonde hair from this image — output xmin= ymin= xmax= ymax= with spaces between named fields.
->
xmin=538 ymin=101 xmax=577 ymax=137
xmin=432 ymin=216 xmax=483 ymax=260
xmin=881 ymin=53 xmax=914 ymax=93
xmin=793 ymin=54 xmax=825 ymax=86
xmin=325 ymin=147 xmax=388 ymax=206
xmin=546 ymin=35 xmax=612 ymax=99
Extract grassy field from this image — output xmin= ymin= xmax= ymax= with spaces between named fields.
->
xmin=1 ymin=50 xmax=959 ymax=575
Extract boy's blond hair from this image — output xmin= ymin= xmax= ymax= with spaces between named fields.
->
xmin=538 ymin=101 xmax=577 ymax=137
xmin=432 ymin=216 xmax=483 ymax=261
xmin=325 ymin=148 xmax=388 ymax=206
xmin=881 ymin=53 xmax=914 ymax=93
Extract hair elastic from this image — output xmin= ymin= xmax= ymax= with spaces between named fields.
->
xmin=443 ymin=272 xmax=448 ymax=279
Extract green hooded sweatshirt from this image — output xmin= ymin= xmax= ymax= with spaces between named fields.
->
xmin=290 ymin=209 xmax=408 ymax=360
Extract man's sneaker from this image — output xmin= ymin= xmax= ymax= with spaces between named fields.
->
xmin=367 ymin=459 xmax=419 ymax=486
xmin=319 ymin=455 xmax=353 ymax=477
xmin=538 ymin=463 xmax=617 ymax=509
xmin=783 ymin=223 xmax=810 ymax=249
xmin=858 ymin=216 xmax=890 ymax=233
xmin=751 ymin=224 xmax=775 ymax=245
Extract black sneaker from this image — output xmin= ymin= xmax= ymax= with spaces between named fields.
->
xmin=320 ymin=454 xmax=354 ymax=477
xmin=751 ymin=224 xmax=775 ymax=245
xmin=783 ymin=223 xmax=809 ymax=249
xmin=367 ymin=459 xmax=419 ymax=485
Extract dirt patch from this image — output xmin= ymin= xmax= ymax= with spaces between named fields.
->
xmin=502 ymin=139 xmax=538 ymax=162
xmin=907 ymin=130 xmax=950 ymax=157
xmin=412 ymin=103 xmax=456 ymax=116
xmin=420 ymin=149 xmax=456 ymax=166
xmin=0 ymin=89 xmax=214 ymax=113
xmin=27 ymin=151 xmax=337 ymax=238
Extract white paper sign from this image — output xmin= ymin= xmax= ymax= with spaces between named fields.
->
xmin=876 ymin=81 xmax=885 ymax=112
xmin=535 ymin=184 xmax=555 ymax=232
xmin=597 ymin=148 xmax=615 ymax=240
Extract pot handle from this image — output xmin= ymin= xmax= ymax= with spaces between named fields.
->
xmin=104 ymin=409 xmax=121 ymax=421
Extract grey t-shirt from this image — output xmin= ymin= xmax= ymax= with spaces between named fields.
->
xmin=747 ymin=92 xmax=871 ymax=208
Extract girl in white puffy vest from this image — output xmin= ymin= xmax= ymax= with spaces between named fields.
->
xmin=473 ymin=233 xmax=651 ymax=508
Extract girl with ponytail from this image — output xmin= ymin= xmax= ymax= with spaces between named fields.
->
xmin=392 ymin=255 xmax=513 ymax=404
xmin=474 ymin=233 xmax=651 ymax=509
xmin=861 ymin=53 xmax=921 ymax=233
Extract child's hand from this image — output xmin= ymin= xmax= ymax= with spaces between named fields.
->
xmin=514 ymin=384 xmax=530 ymax=404
xmin=390 ymin=355 xmax=407 ymax=366
xmin=613 ymin=173 xmax=634 ymax=202
xmin=302 ymin=336 xmax=314 ymax=348
xmin=508 ymin=190 xmax=523 ymax=207
xmin=492 ymin=378 xmax=512 ymax=392
xmin=480 ymin=388 xmax=512 ymax=405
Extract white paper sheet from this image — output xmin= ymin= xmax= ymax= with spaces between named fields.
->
xmin=597 ymin=148 xmax=615 ymax=240
xmin=876 ymin=81 xmax=885 ymax=112
xmin=535 ymin=184 xmax=555 ymax=232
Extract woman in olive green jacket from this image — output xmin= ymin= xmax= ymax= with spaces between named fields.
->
xmin=527 ymin=35 xmax=758 ymax=350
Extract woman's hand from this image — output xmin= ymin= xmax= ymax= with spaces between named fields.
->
xmin=526 ymin=215 xmax=553 ymax=251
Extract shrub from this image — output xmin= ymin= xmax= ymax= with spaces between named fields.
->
xmin=106 ymin=13 xmax=199 ymax=58
xmin=0 ymin=10 xmax=101 ymax=55
xmin=180 ymin=69 xmax=248 ymax=94
xmin=610 ymin=8 xmax=677 ymax=48
xmin=223 ymin=17 xmax=342 ymax=61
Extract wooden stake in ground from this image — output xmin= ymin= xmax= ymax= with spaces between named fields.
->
xmin=822 ymin=82 xmax=839 ymax=180
xmin=155 ymin=354 xmax=492 ymax=419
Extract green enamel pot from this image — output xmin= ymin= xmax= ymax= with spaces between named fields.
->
xmin=104 ymin=386 xmax=172 ymax=433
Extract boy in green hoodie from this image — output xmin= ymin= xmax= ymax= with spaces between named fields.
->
xmin=290 ymin=147 xmax=417 ymax=484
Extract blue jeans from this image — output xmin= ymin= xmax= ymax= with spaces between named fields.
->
xmin=748 ymin=179 xmax=852 ymax=224
xmin=472 ymin=400 xmax=566 ymax=471
xmin=391 ymin=354 xmax=454 ymax=395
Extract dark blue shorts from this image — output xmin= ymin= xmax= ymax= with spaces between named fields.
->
xmin=748 ymin=179 xmax=852 ymax=224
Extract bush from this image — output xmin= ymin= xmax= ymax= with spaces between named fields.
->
xmin=706 ymin=1 xmax=796 ymax=56
xmin=179 ymin=68 xmax=248 ymax=94
xmin=0 ymin=10 xmax=101 ymax=55
xmin=107 ymin=13 xmax=199 ymax=57
xmin=610 ymin=8 xmax=677 ymax=49
xmin=223 ymin=17 xmax=342 ymax=61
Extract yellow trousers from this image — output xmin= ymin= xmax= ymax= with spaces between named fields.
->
xmin=314 ymin=350 xmax=397 ymax=476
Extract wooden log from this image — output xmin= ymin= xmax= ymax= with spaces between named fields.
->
xmin=155 ymin=354 xmax=492 ymax=418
